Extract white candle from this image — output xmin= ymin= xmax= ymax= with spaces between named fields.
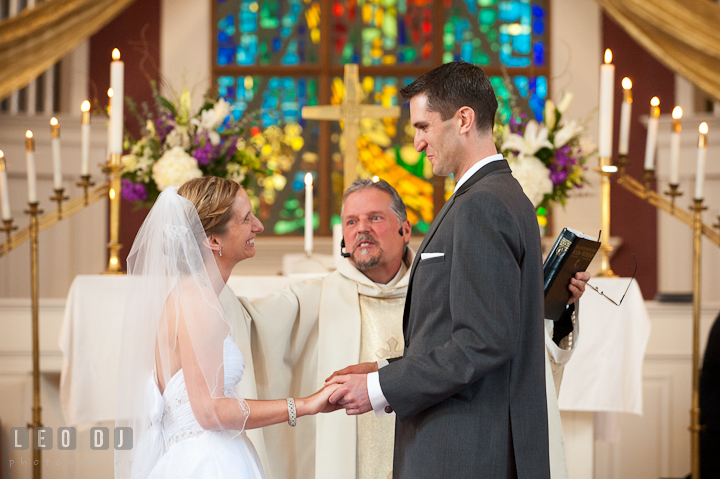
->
xmin=0 ymin=151 xmax=11 ymax=221
xmin=644 ymin=97 xmax=660 ymax=170
xmin=81 ymin=100 xmax=91 ymax=176
xmin=106 ymin=88 xmax=113 ymax=162
xmin=50 ymin=117 xmax=62 ymax=190
xmin=25 ymin=130 xmax=37 ymax=203
xmin=598 ymin=49 xmax=615 ymax=158
xmin=695 ymin=122 xmax=708 ymax=200
xmin=669 ymin=107 xmax=682 ymax=185
xmin=109 ymin=49 xmax=124 ymax=155
xmin=304 ymin=173 xmax=313 ymax=254
xmin=618 ymin=78 xmax=632 ymax=155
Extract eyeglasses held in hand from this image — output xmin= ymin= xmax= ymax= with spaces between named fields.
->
xmin=579 ymin=254 xmax=637 ymax=306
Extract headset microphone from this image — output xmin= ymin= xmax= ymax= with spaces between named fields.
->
xmin=399 ymin=227 xmax=404 ymax=236
xmin=340 ymin=238 xmax=352 ymax=257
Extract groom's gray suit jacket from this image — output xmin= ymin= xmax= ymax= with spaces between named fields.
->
xmin=378 ymin=160 xmax=549 ymax=479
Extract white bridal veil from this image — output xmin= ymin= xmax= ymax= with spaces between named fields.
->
xmin=114 ymin=186 xmax=249 ymax=478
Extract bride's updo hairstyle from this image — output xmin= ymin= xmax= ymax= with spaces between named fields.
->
xmin=178 ymin=176 xmax=240 ymax=237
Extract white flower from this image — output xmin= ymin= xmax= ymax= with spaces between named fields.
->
xmin=501 ymin=120 xmax=553 ymax=157
xmin=553 ymin=120 xmax=584 ymax=148
xmin=165 ymin=126 xmax=190 ymax=150
xmin=544 ymin=100 xmax=557 ymax=130
xmin=121 ymin=154 xmax=138 ymax=173
xmin=192 ymin=99 xmax=231 ymax=132
xmin=557 ymin=92 xmax=574 ymax=114
xmin=152 ymin=147 xmax=202 ymax=191
xmin=508 ymin=156 xmax=553 ymax=207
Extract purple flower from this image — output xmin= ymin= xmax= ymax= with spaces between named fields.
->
xmin=549 ymin=169 xmax=568 ymax=185
xmin=121 ymin=179 xmax=148 ymax=202
xmin=192 ymin=136 xmax=215 ymax=165
xmin=155 ymin=115 xmax=174 ymax=142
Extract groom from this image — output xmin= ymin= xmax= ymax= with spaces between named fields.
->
xmin=327 ymin=61 xmax=550 ymax=478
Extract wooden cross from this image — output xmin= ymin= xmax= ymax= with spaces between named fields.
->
xmin=302 ymin=64 xmax=401 ymax=190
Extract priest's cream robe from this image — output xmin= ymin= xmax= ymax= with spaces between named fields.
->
xmin=229 ymin=251 xmax=578 ymax=479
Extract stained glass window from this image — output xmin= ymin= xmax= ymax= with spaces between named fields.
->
xmin=213 ymin=0 xmax=550 ymax=235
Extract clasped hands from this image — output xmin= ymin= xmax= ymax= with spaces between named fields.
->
xmin=314 ymin=361 xmax=379 ymax=416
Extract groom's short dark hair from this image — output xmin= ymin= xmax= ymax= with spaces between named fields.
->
xmin=399 ymin=61 xmax=498 ymax=134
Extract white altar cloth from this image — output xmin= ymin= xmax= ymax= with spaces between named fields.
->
xmin=558 ymin=277 xmax=650 ymax=415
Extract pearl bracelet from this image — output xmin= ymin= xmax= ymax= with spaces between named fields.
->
xmin=286 ymin=398 xmax=297 ymax=427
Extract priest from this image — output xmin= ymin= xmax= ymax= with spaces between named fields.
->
xmin=232 ymin=178 xmax=586 ymax=479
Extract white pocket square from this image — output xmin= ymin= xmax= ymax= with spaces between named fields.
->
xmin=420 ymin=252 xmax=444 ymax=260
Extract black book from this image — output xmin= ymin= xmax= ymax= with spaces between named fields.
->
xmin=543 ymin=228 xmax=601 ymax=321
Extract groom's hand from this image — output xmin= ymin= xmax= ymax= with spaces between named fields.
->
xmin=326 ymin=374 xmax=372 ymax=415
xmin=325 ymin=361 xmax=378 ymax=383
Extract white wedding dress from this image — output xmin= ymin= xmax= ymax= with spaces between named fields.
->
xmin=147 ymin=336 xmax=265 ymax=479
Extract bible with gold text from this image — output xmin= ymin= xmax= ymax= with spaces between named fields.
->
xmin=543 ymin=228 xmax=600 ymax=321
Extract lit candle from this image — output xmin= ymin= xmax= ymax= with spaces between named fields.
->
xmin=81 ymin=100 xmax=91 ymax=176
xmin=26 ymin=130 xmax=37 ymax=203
xmin=304 ymin=172 xmax=313 ymax=254
xmin=0 ymin=151 xmax=11 ymax=221
xmin=644 ymin=97 xmax=660 ymax=170
xmin=618 ymin=78 xmax=633 ymax=155
xmin=50 ymin=117 xmax=62 ymax=190
xmin=109 ymin=49 xmax=124 ymax=156
xmin=106 ymin=88 xmax=113 ymax=161
xmin=695 ymin=122 xmax=708 ymax=200
xmin=598 ymin=49 xmax=615 ymax=159
xmin=669 ymin=107 xmax=682 ymax=185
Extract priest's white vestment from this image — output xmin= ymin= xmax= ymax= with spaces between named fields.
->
xmin=231 ymin=249 xmax=578 ymax=479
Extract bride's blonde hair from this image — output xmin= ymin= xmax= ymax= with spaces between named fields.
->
xmin=178 ymin=177 xmax=240 ymax=237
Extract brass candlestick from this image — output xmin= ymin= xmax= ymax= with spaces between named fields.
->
xmin=50 ymin=188 xmax=69 ymax=218
xmin=597 ymin=157 xmax=617 ymax=277
xmin=76 ymin=175 xmax=96 ymax=206
xmin=25 ymin=202 xmax=43 ymax=479
xmin=617 ymin=153 xmax=629 ymax=175
xmin=2 ymin=218 xmax=17 ymax=245
xmin=690 ymin=198 xmax=707 ymax=479
xmin=664 ymin=183 xmax=683 ymax=212
xmin=103 ymin=154 xmax=124 ymax=274
xmin=643 ymin=168 xmax=656 ymax=192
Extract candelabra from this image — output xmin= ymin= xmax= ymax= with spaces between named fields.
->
xmin=2 ymin=218 xmax=17 ymax=245
xmin=103 ymin=154 xmax=124 ymax=274
xmin=616 ymin=163 xmax=719 ymax=479
xmin=596 ymin=156 xmax=618 ymax=277
xmin=25 ymin=201 xmax=43 ymax=479
xmin=76 ymin=175 xmax=96 ymax=206
xmin=50 ymin=188 xmax=69 ymax=218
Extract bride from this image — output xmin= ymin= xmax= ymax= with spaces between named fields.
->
xmin=114 ymin=177 xmax=337 ymax=478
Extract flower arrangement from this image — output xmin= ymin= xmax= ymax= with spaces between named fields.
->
xmin=496 ymin=92 xmax=595 ymax=212
xmin=120 ymin=88 xmax=269 ymax=207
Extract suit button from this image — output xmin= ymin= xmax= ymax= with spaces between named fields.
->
xmin=385 ymin=406 xmax=393 ymax=414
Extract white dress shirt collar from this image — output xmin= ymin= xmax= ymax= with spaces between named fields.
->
xmin=452 ymin=153 xmax=505 ymax=194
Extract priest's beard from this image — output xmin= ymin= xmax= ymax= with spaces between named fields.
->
xmin=351 ymin=233 xmax=383 ymax=272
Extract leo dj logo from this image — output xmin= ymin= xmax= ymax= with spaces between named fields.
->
xmin=10 ymin=427 xmax=133 ymax=450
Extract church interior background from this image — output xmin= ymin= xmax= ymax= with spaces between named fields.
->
xmin=0 ymin=0 xmax=719 ymax=477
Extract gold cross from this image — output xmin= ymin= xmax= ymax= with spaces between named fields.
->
xmin=376 ymin=337 xmax=403 ymax=360
xmin=301 ymin=64 xmax=401 ymax=190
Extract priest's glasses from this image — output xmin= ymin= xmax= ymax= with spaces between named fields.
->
xmin=579 ymin=254 xmax=637 ymax=306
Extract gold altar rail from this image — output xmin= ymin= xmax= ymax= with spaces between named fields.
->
xmin=616 ymin=171 xmax=720 ymax=247
xmin=0 ymin=182 xmax=109 ymax=258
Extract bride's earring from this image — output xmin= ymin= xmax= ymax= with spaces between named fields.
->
xmin=219 ymin=245 xmax=222 ymax=257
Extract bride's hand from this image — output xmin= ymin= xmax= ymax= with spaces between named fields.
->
xmin=298 ymin=385 xmax=342 ymax=416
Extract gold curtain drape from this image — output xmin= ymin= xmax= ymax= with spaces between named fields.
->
xmin=0 ymin=0 xmax=135 ymax=101
xmin=597 ymin=0 xmax=720 ymax=101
